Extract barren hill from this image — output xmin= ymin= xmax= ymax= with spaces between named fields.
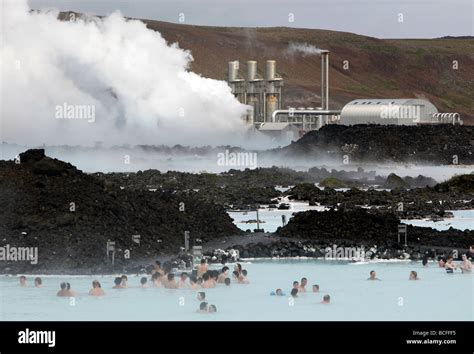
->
xmin=59 ymin=12 xmax=474 ymax=124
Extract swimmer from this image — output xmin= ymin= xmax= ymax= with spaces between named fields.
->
xmin=239 ymin=269 xmax=249 ymax=284
xmin=232 ymin=270 xmax=239 ymax=281
xmin=154 ymin=260 xmax=164 ymax=275
xmin=292 ymin=281 xmax=299 ymax=290
xmin=196 ymin=277 xmax=203 ymax=287
xmin=469 ymin=245 xmax=474 ymax=259
xmin=321 ymin=295 xmax=330 ymax=304
xmin=234 ymin=263 xmax=242 ymax=276
xmin=409 ymin=271 xmax=419 ymax=280
xmin=460 ymin=255 xmax=472 ymax=273
xmin=165 ymin=273 xmax=178 ymax=289
xmin=189 ymin=276 xmax=200 ymax=290
xmin=217 ymin=266 xmax=229 ymax=283
xmin=224 ymin=278 xmax=231 ymax=286
xmin=208 ymin=304 xmax=217 ymax=313
xmin=210 ymin=271 xmax=218 ymax=286
xmin=66 ymin=282 xmax=75 ymax=297
xmin=89 ymin=280 xmax=105 ymax=296
xmin=202 ymin=273 xmax=215 ymax=288
xmin=197 ymin=292 xmax=206 ymax=301
xmin=367 ymin=270 xmax=380 ymax=280
xmin=445 ymin=257 xmax=457 ymax=273
xmin=120 ymin=275 xmax=128 ymax=288
xmin=290 ymin=288 xmax=298 ymax=298
xmin=113 ymin=277 xmax=124 ymax=289
xmin=34 ymin=277 xmax=42 ymax=288
xmin=151 ymin=273 xmax=162 ymax=287
xmin=438 ymin=258 xmax=446 ymax=268
xmin=57 ymin=282 xmax=69 ymax=297
xmin=19 ymin=275 xmax=27 ymax=287
xmin=270 ymin=288 xmax=285 ymax=296
xmin=422 ymin=255 xmax=429 ymax=267
xmin=312 ymin=285 xmax=320 ymax=293
xmin=140 ymin=277 xmax=148 ymax=288
xmin=197 ymin=259 xmax=208 ymax=277
xmin=178 ymin=272 xmax=188 ymax=288
xmin=197 ymin=302 xmax=208 ymax=314
xmin=299 ymin=277 xmax=307 ymax=292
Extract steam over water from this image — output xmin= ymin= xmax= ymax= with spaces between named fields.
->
xmin=1 ymin=0 xmax=250 ymax=147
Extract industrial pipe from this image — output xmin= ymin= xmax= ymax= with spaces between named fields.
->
xmin=321 ymin=50 xmax=329 ymax=111
xmin=272 ymin=109 xmax=341 ymax=122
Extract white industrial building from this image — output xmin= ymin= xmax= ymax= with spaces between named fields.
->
xmin=340 ymin=98 xmax=461 ymax=126
xmin=228 ymin=51 xmax=462 ymax=139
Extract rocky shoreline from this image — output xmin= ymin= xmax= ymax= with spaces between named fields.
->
xmin=0 ymin=149 xmax=472 ymax=274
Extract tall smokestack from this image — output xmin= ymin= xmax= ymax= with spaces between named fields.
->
xmin=321 ymin=50 xmax=329 ymax=110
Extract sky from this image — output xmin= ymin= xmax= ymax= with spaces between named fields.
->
xmin=28 ymin=0 xmax=473 ymax=39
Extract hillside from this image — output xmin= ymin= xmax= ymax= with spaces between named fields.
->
xmin=56 ymin=12 xmax=474 ymax=124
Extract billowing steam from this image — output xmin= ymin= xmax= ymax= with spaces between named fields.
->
xmin=0 ymin=0 xmax=252 ymax=147
xmin=286 ymin=42 xmax=324 ymax=56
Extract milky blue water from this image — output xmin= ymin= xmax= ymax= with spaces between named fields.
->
xmin=229 ymin=206 xmax=474 ymax=233
xmin=1 ymin=259 xmax=472 ymax=321
xmin=401 ymin=210 xmax=474 ymax=231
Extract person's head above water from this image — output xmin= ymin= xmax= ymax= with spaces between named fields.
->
xmin=189 ymin=275 xmax=197 ymax=284
xmin=409 ymin=271 xmax=418 ymax=280
xmin=92 ymin=280 xmax=101 ymax=288
xmin=199 ymin=302 xmax=208 ymax=311
xmin=235 ymin=263 xmax=242 ymax=273
xmin=291 ymin=288 xmax=298 ymax=297
xmin=322 ymin=294 xmax=330 ymax=304
xmin=140 ymin=277 xmax=148 ymax=285
xmin=300 ymin=277 xmax=307 ymax=286
xmin=293 ymin=281 xmax=299 ymax=288
xmin=155 ymin=260 xmax=161 ymax=267
xmin=221 ymin=266 xmax=229 ymax=274
xmin=167 ymin=273 xmax=175 ymax=282
xmin=242 ymin=270 xmax=248 ymax=276
xmin=19 ymin=276 xmax=27 ymax=285
xmin=224 ymin=278 xmax=231 ymax=286
xmin=202 ymin=273 xmax=210 ymax=281
xmin=200 ymin=259 xmax=206 ymax=265
xmin=312 ymin=284 xmax=319 ymax=292
xmin=208 ymin=304 xmax=217 ymax=313
xmin=276 ymin=288 xmax=283 ymax=296
xmin=60 ymin=282 xmax=67 ymax=290
xmin=197 ymin=292 xmax=206 ymax=301
xmin=34 ymin=277 xmax=42 ymax=287
xmin=232 ymin=270 xmax=239 ymax=278
xmin=180 ymin=272 xmax=188 ymax=281
xmin=114 ymin=277 xmax=122 ymax=286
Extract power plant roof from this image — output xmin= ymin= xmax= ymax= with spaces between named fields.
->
xmin=340 ymin=98 xmax=439 ymax=125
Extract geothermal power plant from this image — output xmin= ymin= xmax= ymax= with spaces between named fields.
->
xmin=228 ymin=51 xmax=463 ymax=139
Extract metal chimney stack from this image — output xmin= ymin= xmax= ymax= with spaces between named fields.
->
xmin=321 ymin=50 xmax=329 ymax=111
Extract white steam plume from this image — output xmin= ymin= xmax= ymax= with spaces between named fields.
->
xmin=286 ymin=42 xmax=324 ymax=56
xmin=0 ymin=0 xmax=251 ymax=147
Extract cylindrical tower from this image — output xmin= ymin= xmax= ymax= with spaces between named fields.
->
xmin=265 ymin=60 xmax=276 ymax=81
xmin=247 ymin=61 xmax=257 ymax=81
